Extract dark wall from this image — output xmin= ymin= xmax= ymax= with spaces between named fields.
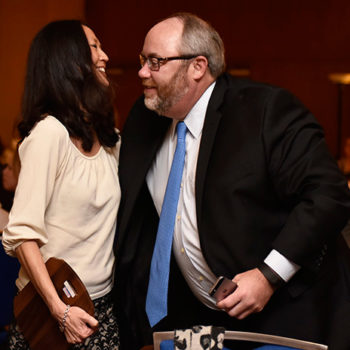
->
xmin=86 ymin=0 xmax=350 ymax=157
xmin=0 ymin=0 xmax=85 ymax=147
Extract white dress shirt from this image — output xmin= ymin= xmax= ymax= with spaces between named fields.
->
xmin=146 ymin=82 xmax=299 ymax=309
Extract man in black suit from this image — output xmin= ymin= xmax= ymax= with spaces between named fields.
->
xmin=114 ymin=12 xmax=350 ymax=350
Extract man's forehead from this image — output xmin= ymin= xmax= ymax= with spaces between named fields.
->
xmin=143 ymin=18 xmax=183 ymax=55
xmin=151 ymin=17 xmax=182 ymax=32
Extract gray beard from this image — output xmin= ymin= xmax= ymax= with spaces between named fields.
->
xmin=144 ymin=66 xmax=189 ymax=116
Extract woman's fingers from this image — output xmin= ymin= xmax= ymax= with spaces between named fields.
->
xmin=63 ymin=306 xmax=98 ymax=343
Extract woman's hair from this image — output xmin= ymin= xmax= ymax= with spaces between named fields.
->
xmin=19 ymin=20 xmax=119 ymax=151
xmin=166 ymin=12 xmax=226 ymax=78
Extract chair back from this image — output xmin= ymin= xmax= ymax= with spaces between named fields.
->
xmin=153 ymin=330 xmax=328 ymax=350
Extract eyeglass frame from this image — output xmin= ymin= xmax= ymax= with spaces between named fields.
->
xmin=139 ymin=53 xmax=198 ymax=71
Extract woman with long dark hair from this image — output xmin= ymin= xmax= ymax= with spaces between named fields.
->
xmin=3 ymin=20 xmax=120 ymax=349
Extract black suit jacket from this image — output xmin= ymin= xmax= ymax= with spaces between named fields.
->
xmin=115 ymin=73 xmax=350 ymax=349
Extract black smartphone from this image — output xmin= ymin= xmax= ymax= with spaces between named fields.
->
xmin=208 ymin=276 xmax=237 ymax=302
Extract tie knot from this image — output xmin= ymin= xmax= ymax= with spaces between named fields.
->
xmin=176 ymin=121 xmax=187 ymax=141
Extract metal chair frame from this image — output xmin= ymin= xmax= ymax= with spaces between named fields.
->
xmin=153 ymin=330 xmax=328 ymax=350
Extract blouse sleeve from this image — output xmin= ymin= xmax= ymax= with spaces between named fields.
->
xmin=2 ymin=116 xmax=69 ymax=256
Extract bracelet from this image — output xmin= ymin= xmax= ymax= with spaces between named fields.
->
xmin=59 ymin=304 xmax=71 ymax=333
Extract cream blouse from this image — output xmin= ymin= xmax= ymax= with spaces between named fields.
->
xmin=3 ymin=115 xmax=121 ymax=300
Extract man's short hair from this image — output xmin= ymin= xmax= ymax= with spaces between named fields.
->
xmin=166 ymin=12 xmax=226 ymax=78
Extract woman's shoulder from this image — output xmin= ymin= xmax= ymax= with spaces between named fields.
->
xmin=114 ymin=127 xmax=121 ymax=139
xmin=31 ymin=115 xmax=69 ymax=138
xmin=104 ymin=128 xmax=121 ymax=159
xmin=113 ymin=128 xmax=121 ymax=155
xmin=20 ymin=115 xmax=70 ymax=153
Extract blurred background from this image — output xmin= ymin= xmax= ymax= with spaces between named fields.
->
xmin=1 ymin=0 xmax=350 ymax=159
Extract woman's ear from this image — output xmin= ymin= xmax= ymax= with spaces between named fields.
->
xmin=190 ymin=56 xmax=209 ymax=80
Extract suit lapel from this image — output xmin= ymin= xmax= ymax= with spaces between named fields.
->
xmin=118 ymin=104 xmax=171 ymax=246
xmin=195 ymin=75 xmax=228 ymax=225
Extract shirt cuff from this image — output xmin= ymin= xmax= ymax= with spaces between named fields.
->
xmin=264 ymin=249 xmax=300 ymax=282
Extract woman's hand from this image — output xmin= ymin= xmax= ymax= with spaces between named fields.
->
xmin=57 ymin=305 xmax=98 ymax=344
xmin=15 ymin=242 xmax=98 ymax=344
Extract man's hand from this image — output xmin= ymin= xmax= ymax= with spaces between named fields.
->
xmin=216 ymin=268 xmax=275 ymax=319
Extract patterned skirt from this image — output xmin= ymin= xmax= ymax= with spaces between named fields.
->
xmin=7 ymin=292 xmax=119 ymax=350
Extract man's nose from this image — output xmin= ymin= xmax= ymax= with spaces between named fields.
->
xmin=138 ymin=64 xmax=151 ymax=79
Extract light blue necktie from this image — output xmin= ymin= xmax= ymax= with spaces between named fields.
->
xmin=146 ymin=121 xmax=187 ymax=327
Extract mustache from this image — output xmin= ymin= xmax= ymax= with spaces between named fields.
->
xmin=142 ymin=79 xmax=156 ymax=88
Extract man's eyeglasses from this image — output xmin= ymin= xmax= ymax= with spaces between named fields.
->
xmin=139 ymin=54 xmax=197 ymax=71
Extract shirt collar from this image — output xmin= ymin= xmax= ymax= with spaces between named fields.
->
xmin=171 ymin=81 xmax=216 ymax=140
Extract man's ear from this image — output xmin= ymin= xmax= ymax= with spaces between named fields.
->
xmin=191 ymin=55 xmax=209 ymax=80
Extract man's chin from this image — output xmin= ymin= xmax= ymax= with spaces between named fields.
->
xmin=144 ymin=97 xmax=162 ymax=115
